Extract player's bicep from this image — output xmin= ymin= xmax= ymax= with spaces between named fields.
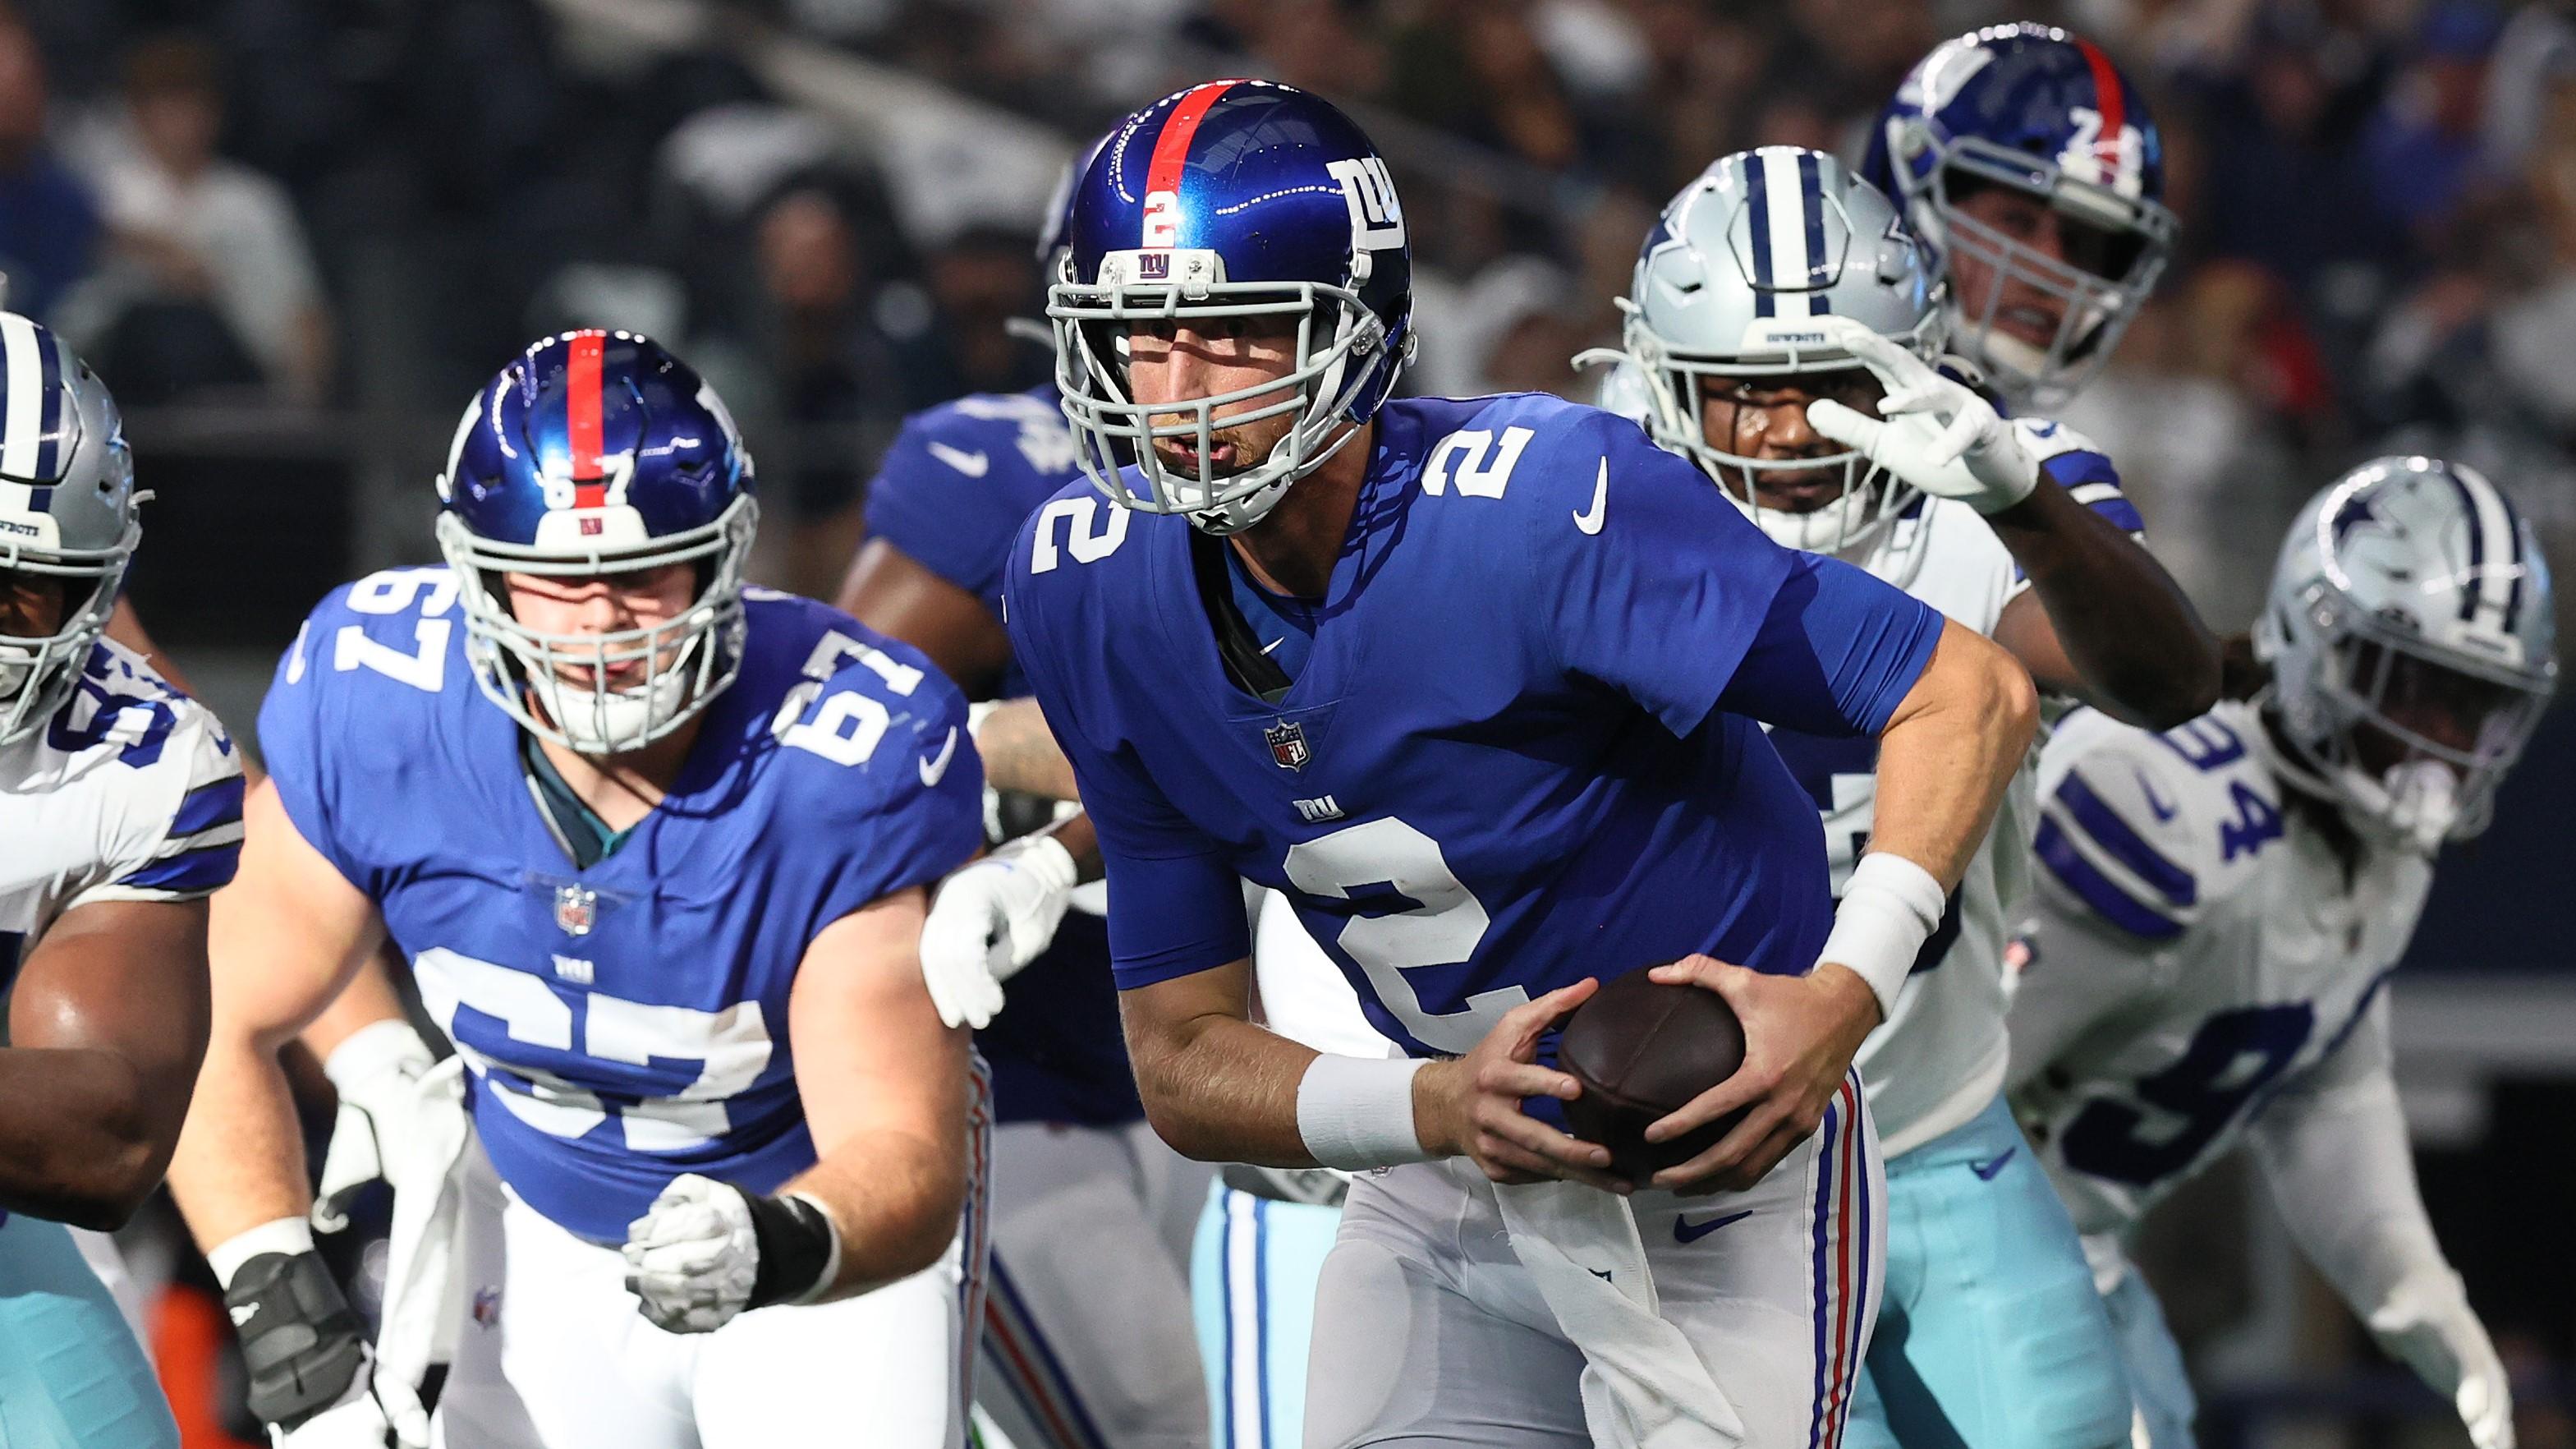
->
xmin=836 ymin=538 xmax=1012 ymax=691
xmin=212 ymin=777 xmax=386 ymax=1051
xmin=1714 ymin=552 xmax=1945 ymax=736
xmin=2003 ymin=903 xmax=2165 ymax=1092
xmin=12 ymin=896 xmax=211 ymax=1134
xmin=787 ymin=887 xmax=968 ymax=1172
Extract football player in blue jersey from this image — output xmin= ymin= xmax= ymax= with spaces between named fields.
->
xmin=1862 ymin=22 xmax=2180 ymax=411
xmin=1600 ymin=147 xmax=2217 ymax=1449
xmin=833 ymin=142 xmax=1215 ymax=1449
xmin=0 ymin=315 xmax=241 ymax=1449
xmin=1008 ymin=79 xmax=2045 ymax=1447
xmin=165 ymin=331 xmax=992 ymax=1449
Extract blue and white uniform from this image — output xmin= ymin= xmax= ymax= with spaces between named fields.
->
xmin=260 ymin=573 xmax=987 ymax=1448
xmin=2009 ymin=702 xmax=2436 ymax=1449
xmin=865 ymin=385 xmax=1211 ymax=1449
xmin=0 ymin=641 xmax=240 ymax=1449
xmin=1009 ymin=393 xmax=1931 ymax=1448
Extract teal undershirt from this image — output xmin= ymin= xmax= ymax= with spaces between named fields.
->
xmin=521 ymin=733 xmax=633 ymax=869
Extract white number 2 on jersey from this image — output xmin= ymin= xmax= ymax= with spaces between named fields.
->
xmin=1282 ymin=816 xmax=1522 ymax=1053
xmin=414 ymin=946 xmax=773 ymax=1151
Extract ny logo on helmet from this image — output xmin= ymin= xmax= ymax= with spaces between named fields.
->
xmin=1326 ymin=158 xmax=1406 ymax=252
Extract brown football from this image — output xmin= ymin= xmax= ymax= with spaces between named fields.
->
xmin=1558 ymin=964 xmax=1750 ymax=1180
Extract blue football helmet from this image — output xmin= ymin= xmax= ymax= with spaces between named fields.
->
xmin=435 ymin=330 xmax=757 ymax=755
xmin=1862 ymin=23 xmax=2178 ymax=407
xmin=0 ymin=314 xmax=141 ymax=744
xmin=1048 ymin=79 xmax=1416 ymax=534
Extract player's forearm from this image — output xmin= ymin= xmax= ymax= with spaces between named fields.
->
xmin=783 ymin=1129 xmax=967 ymax=1298
xmin=1126 ymin=1006 xmax=1323 ymax=1166
xmin=1869 ymin=622 xmax=2038 ymax=889
xmin=2252 ymin=1073 xmax=2455 ymax=1316
xmin=1987 ymin=481 xmax=2219 ymax=728
xmin=0 ymin=1047 xmax=183 ymax=1230
xmin=167 ymin=1036 xmax=315 ymax=1249
xmin=297 ymin=949 xmax=411 ymax=1063
xmin=975 ymin=697 xmax=1082 ymax=800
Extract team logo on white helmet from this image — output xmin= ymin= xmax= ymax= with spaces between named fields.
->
xmin=2257 ymin=457 xmax=2555 ymax=850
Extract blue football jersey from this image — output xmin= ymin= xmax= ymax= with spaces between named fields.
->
xmin=1005 ymin=393 xmax=1946 ymax=1058
xmin=260 ymin=572 xmax=984 ymax=1241
xmin=864 ymin=384 xmax=1141 ymax=1126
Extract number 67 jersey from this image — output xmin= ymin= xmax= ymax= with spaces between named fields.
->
xmin=2004 ymin=699 xmax=2429 ymax=1240
xmin=259 ymin=568 xmax=984 ymax=1242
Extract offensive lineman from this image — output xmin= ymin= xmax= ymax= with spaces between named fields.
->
xmin=165 ymin=331 xmax=990 ymax=1448
xmin=838 ymin=156 xmax=1211 ymax=1449
xmin=0 ymin=315 xmax=240 ymax=1449
xmin=1012 ymin=80 xmax=2039 ymax=1447
xmin=1600 ymin=145 xmax=2216 ymax=1449
xmin=2011 ymin=458 xmax=2546 ymax=1449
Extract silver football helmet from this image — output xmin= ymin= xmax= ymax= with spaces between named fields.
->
xmin=2257 ymin=457 xmax=2556 ymax=851
xmin=0 ymin=315 xmax=141 ymax=746
xmin=1612 ymin=147 xmax=1944 ymax=554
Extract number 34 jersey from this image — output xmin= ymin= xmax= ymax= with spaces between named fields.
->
xmin=1 ymin=641 xmax=243 ymax=969
xmin=259 ymin=570 xmax=984 ymax=1242
xmin=2004 ymin=699 xmax=2428 ymax=1239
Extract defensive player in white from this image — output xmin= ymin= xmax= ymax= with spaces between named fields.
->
xmin=164 ymin=331 xmax=991 ymax=1449
xmin=2010 ymin=457 xmax=2548 ymax=1449
xmin=0 ymin=315 xmax=240 ymax=1449
xmin=1591 ymin=148 xmax=2217 ymax=1449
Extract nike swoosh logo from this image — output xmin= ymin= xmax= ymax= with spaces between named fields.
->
xmin=925 ymin=441 xmax=990 ymax=477
xmin=918 ymin=726 xmax=959 ymax=787
xmin=1968 ymin=1147 xmax=2018 ymax=1181
xmin=1259 ymin=638 xmax=1284 ymax=656
xmin=1573 ymin=458 xmax=1608 ymax=535
xmin=1672 ymin=1209 xmax=1754 ymax=1244
xmin=2134 ymin=771 xmax=2178 ymax=823
xmin=1586 ymin=1267 xmax=1614 ymax=1281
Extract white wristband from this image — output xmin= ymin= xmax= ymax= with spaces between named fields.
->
xmin=1820 ymin=852 xmax=1948 ymax=1020
xmin=1296 ymin=1055 xmax=1431 ymax=1171
xmin=208 ymin=1216 xmax=317 ymax=1288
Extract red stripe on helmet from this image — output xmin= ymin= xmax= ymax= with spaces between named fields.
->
xmin=567 ymin=329 xmax=605 ymax=481
xmin=1142 ymin=80 xmax=1243 ymax=232
xmin=2073 ymin=39 xmax=2127 ymax=181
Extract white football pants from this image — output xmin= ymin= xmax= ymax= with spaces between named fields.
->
xmin=429 ymin=1138 xmax=982 ymax=1449
xmin=1303 ymin=1077 xmax=1884 ymax=1449
xmin=976 ymin=1120 xmax=1211 ymax=1449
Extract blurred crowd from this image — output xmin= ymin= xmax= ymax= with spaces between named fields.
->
xmin=1 ymin=0 xmax=2572 ymax=623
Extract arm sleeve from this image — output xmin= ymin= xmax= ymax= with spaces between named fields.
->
xmin=1530 ymin=403 xmax=1937 ymax=735
xmin=861 ymin=413 xmax=1019 ymax=605
xmin=1004 ymin=551 xmax=1251 ymax=989
xmin=255 ymin=607 xmax=376 ymax=893
xmin=2008 ymin=419 xmax=2149 ymax=595
xmin=2004 ymin=897 xmax=2171 ymax=1095
xmin=799 ymin=664 xmax=990 ymax=932
xmin=1711 ymin=552 xmax=1945 ymax=737
xmin=2246 ymin=992 xmax=2461 ymax=1323
xmin=74 ymin=703 xmax=245 ymax=907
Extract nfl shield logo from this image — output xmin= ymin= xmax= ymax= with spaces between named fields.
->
xmin=472 ymin=1286 xmax=502 ymax=1327
xmin=1265 ymin=720 xmax=1310 ymax=771
xmin=554 ymin=884 xmax=597 ymax=936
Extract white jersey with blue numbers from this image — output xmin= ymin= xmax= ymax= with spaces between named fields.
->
xmin=1779 ymin=416 xmax=2148 ymax=1156
xmin=2004 ymin=700 xmax=2430 ymax=1240
xmin=259 ymin=570 xmax=984 ymax=1242
xmin=0 ymin=639 xmax=241 ymax=984
xmin=1005 ymin=393 xmax=1946 ymax=1060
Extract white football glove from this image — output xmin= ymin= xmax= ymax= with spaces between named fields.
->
xmin=312 ymin=1020 xmax=440 ymax=1234
xmin=918 ymin=833 xmax=1080 ymax=1029
xmin=1802 ymin=316 xmax=2041 ymax=516
xmin=2368 ymin=1271 xmax=2515 ymax=1449
xmin=623 ymin=1174 xmax=762 ymax=1333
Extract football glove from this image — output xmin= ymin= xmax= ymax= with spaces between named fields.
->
xmin=622 ymin=1174 xmax=840 ymax=1334
xmin=1802 ymin=317 xmax=2041 ymax=516
xmin=2369 ymin=1270 xmax=2515 ymax=1449
xmin=222 ymin=1245 xmax=394 ymax=1447
xmin=917 ymin=833 xmax=1079 ymax=1030
xmin=311 ymin=1020 xmax=440 ymax=1235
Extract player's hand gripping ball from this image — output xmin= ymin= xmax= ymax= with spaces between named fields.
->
xmin=1557 ymin=964 xmax=1752 ymax=1180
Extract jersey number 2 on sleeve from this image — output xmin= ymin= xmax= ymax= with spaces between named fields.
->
xmin=1281 ymin=816 xmax=1522 ymax=1053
